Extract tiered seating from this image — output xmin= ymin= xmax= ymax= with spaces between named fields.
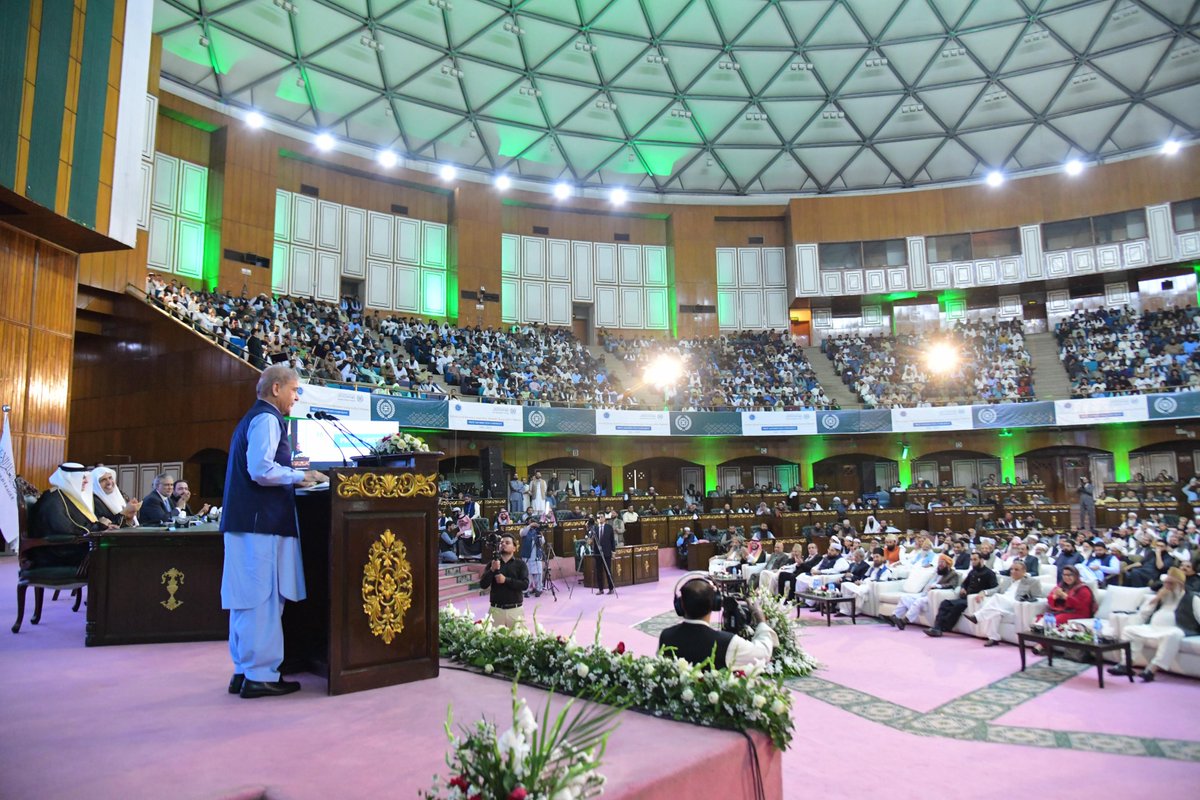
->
xmin=822 ymin=320 xmax=1034 ymax=408
xmin=601 ymin=330 xmax=837 ymax=410
xmin=144 ymin=273 xmax=634 ymax=407
xmin=1055 ymin=306 xmax=1200 ymax=397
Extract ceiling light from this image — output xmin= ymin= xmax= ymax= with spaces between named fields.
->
xmin=986 ymin=170 xmax=1005 ymax=187
xmin=940 ymin=46 xmax=966 ymax=58
xmin=518 ymin=85 xmax=542 ymax=98
xmin=864 ymin=56 xmax=889 ymax=68
xmin=900 ymin=101 xmax=924 ymax=114
xmin=439 ymin=61 xmax=463 ymax=79
xmin=1163 ymin=140 xmax=1181 ymax=155
xmin=503 ymin=21 xmax=525 ymax=35
xmin=314 ymin=133 xmax=335 ymax=152
xmin=789 ymin=61 xmax=814 ymax=71
xmin=494 ymin=174 xmax=511 ymax=191
xmin=427 ymin=0 xmax=452 ymax=8
xmin=610 ymin=188 xmax=627 ymax=206
xmin=595 ymin=100 xmax=617 ymax=111
xmin=199 ymin=35 xmax=210 ymax=47
xmin=359 ymin=34 xmax=384 ymax=52
xmin=1064 ymin=159 xmax=1084 ymax=176
xmin=669 ymin=107 xmax=692 ymax=119
xmin=272 ymin=0 xmax=297 ymax=14
xmin=1022 ymin=28 xmax=1050 ymax=44
xmin=244 ymin=110 xmax=264 ymax=129
xmin=646 ymin=54 xmax=668 ymax=64
xmin=574 ymin=40 xmax=596 ymax=53
xmin=553 ymin=183 xmax=572 ymax=200
xmin=983 ymin=88 xmax=1008 ymax=103
xmin=744 ymin=111 xmax=767 ymax=122
xmin=821 ymin=109 xmax=845 ymax=120
xmin=439 ymin=164 xmax=457 ymax=181
xmin=718 ymin=60 xmax=740 ymax=71
xmin=377 ymin=150 xmax=398 ymax=168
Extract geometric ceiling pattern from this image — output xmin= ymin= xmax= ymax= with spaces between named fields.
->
xmin=156 ymin=0 xmax=1200 ymax=197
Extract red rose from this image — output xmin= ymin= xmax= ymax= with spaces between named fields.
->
xmin=449 ymin=775 xmax=468 ymax=790
xmin=475 ymin=620 xmax=483 ymax=625
xmin=734 ymin=670 xmax=746 ymax=678
xmin=613 ymin=641 xmax=626 ymax=655
xmin=508 ymin=788 xmax=528 ymax=800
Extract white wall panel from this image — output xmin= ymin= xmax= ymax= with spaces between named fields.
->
xmin=1096 ymin=244 xmax=1121 ymax=271
xmin=317 ymin=200 xmax=342 ymax=251
xmin=716 ymin=248 xmax=737 ymax=286
xmin=595 ymin=243 xmax=617 ymax=283
xmin=395 ymin=216 xmax=420 ymax=264
xmin=886 ymin=267 xmax=907 ymax=290
xmin=619 ymin=244 xmax=642 ymax=284
xmin=644 ymin=287 xmax=669 ymax=329
xmin=595 ymin=286 xmax=619 ymax=327
xmin=141 ymin=94 xmax=158 ymax=161
xmin=177 ymin=161 xmax=207 ymax=220
xmin=998 ymin=295 xmax=1021 ymax=318
xmin=174 ymin=219 xmax=204 ymax=278
xmin=366 ymin=260 xmax=392 ymax=309
xmin=865 ymin=269 xmax=886 ymax=293
xmin=1000 ymin=257 xmax=1021 ymax=282
xmin=737 ymin=248 xmax=762 ymax=286
xmin=271 ymin=242 xmax=288 ymax=294
xmin=619 ymin=287 xmax=643 ymax=327
xmin=906 ymin=236 xmax=928 ymax=290
xmin=291 ymin=194 xmax=317 ymax=247
xmin=1046 ymin=251 xmax=1070 ymax=277
xmin=718 ymin=290 xmax=738 ymax=329
xmin=820 ymin=271 xmax=842 ymax=295
xmin=929 ymin=263 xmax=952 ymax=289
xmin=764 ymin=289 xmax=787 ymax=329
xmin=975 ymin=259 xmax=998 ymax=284
xmin=842 ymin=269 xmax=864 ymax=294
xmin=1020 ymin=224 xmax=1044 ymax=279
xmin=1046 ymin=289 xmax=1071 ymax=315
xmin=951 ymin=261 xmax=974 ymax=287
xmin=739 ymin=290 xmax=763 ymax=329
xmin=522 ymin=236 xmax=547 ymax=279
xmin=315 ymin=251 xmax=339 ymax=302
xmin=796 ymin=244 xmax=819 ymax=295
xmin=288 ymin=246 xmax=315 ymax=298
xmin=1071 ymin=248 xmax=1096 ymax=273
xmin=273 ymin=189 xmax=290 ymax=241
xmin=501 ymin=234 xmax=520 ymax=276
xmin=421 ymin=269 xmax=446 ymax=316
xmin=763 ymin=248 xmax=786 ymax=287
xmin=547 ymin=239 xmax=571 ymax=281
xmin=644 ymin=245 xmax=668 ymax=286
xmin=150 ymin=153 xmax=178 ymax=211
xmin=137 ymin=159 xmax=152 ymax=230
xmin=341 ymin=207 xmax=366 ymax=278
xmin=421 ymin=221 xmax=447 ymax=268
xmin=572 ymin=241 xmax=594 ymax=301
xmin=1147 ymin=203 xmax=1174 ymax=263
xmin=147 ymin=210 xmax=174 ymax=270
xmin=367 ymin=212 xmax=393 ymax=260
xmin=1124 ymin=240 xmax=1150 ymax=266
xmin=547 ymin=282 xmax=571 ymax=325
xmin=1104 ymin=282 xmax=1129 ymax=307
xmin=1178 ymin=233 xmax=1200 ymax=259
xmin=501 ymin=278 xmax=518 ymax=323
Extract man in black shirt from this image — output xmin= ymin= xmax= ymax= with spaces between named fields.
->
xmin=926 ymin=551 xmax=997 ymax=637
xmin=658 ymin=573 xmax=777 ymax=670
xmin=478 ymin=533 xmax=529 ymax=629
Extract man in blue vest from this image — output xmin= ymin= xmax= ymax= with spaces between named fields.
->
xmin=221 ymin=365 xmax=326 ymax=698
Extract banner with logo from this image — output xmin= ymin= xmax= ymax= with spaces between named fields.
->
xmin=293 ymin=382 xmax=373 ymax=421
xmin=1146 ymin=392 xmax=1200 ymax=420
xmin=891 ymin=405 xmax=975 ymax=432
xmin=595 ymin=409 xmax=670 ymax=437
xmin=448 ymin=401 xmax=524 ymax=432
xmin=669 ymin=411 xmax=743 ymax=436
xmin=971 ymin=401 xmax=1056 ymax=429
xmin=370 ymin=395 xmax=450 ymax=428
xmin=739 ymin=410 xmax=817 ymax=437
xmin=523 ymin=406 xmax=597 ymax=435
xmin=1054 ymin=395 xmax=1149 ymax=426
xmin=816 ymin=409 xmax=893 ymax=434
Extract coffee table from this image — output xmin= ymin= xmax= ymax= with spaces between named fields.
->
xmin=1016 ymin=631 xmax=1133 ymax=689
xmin=797 ymin=592 xmax=856 ymax=626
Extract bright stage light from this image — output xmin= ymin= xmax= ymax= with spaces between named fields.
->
xmin=1064 ymin=159 xmax=1084 ymax=176
xmin=643 ymin=353 xmax=684 ymax=389
xmin=314 ymin=133 xmax=335 ymax=152
xmin=926 ymin=342 xmax=959 ymax=374
xmin=986 ymin=170 xmax=1004 ymax=187
xmin=439 ymin=164 xmax=457 ymax=181
xmin=377 ymin=150 xmax=398 ymax=168
xmin=610 ymin=188 xmax=628 ymax=206
xmin=1162 ymin=140 xmax=1181 ymax=155
xmin=553 ymin=182 xmax=572 ymax=200
xmin=245 ymin=111 xmax=265 ymax=129
xmin=494 ymin=174 xmax=511 ymax=190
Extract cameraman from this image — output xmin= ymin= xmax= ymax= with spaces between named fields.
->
xmin=479 ymin=533 xmax=529 ymax=629
xmin=1078 ymin=475 xmax=1096 ymax=531
xmin=519 ymin=521 xmax=544 ymax=598
xmin=657 ymin=574 xmax=778 ymax=670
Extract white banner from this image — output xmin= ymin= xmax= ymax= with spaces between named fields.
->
xmin=293 ymin=383 xmax=373 ymax=421
xmin=1054 ymin=396 xmax=1149 ymax=426
xmin=0 ymin=411 xmax=18 ymax=546
xmin=740 ymin=410 xmax=817 ymax=436
xmin=891 ymin=405 xmax=975 ymax=432
xmin=595 ymin=409 xmax=670 ymax=436
xmin=449 ymin=401 xmax=524 ymax=432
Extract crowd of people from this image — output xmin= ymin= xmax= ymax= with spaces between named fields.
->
xmin=822 ymin=319 xmax=1035 ymax=408
xmin=601 ymin=330 xmax=837 ymax=410
xmin=1056 ymin=306 xmax=1200 ymax=397
xmin=145 ymin=273 xmax=637 ymax=408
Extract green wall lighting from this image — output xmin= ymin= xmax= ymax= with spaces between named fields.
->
xmin=998 ymin=428 xmax=1013 ymax=437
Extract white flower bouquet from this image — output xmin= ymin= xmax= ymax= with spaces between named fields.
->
xmin=374 ymin=431 xmax=431 ymax=454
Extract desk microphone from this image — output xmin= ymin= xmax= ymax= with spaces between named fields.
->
xmin=314 ymin=410 xmax=376 ymax=456
xmin=306 ymin=412 xmax=348 ymax=467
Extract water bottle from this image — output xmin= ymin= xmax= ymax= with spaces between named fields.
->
xmin=1044 ymin=612 xmax=1056 ymax=632
xmin=1093 ymin=617 xmax=1104 ymax=642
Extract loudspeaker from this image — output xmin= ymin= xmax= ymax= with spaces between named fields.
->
xmin=480 ymin=446 xmax=505 ymax=499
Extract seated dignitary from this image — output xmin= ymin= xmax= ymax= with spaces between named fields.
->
xmin=756 ymin=542 xmax=799 ymax=592
xmin=90 ymin=466 xmax=140 ymax=527
xmin=170 ymin=478 xmax=211 ymax=520
xmin=965 ymin=559 xmax=1043 ymax=646
xmin=139 ymin=473 xmax=179 ymax=525
xmin=841 ymin=547 xmax=896 ymax=617
xmin=925 ymin=551 xmax=998 ymax=637
xmin=778 ymin=542 xmax=821 ymax=602
xmin=742 ymin=538 xmax=777 ymax=585
xmin=658 ymin=572 xmax=778 ymax=670
xmin=886 ymin=554 xmax=961 ymax=630
xmin=1110 ymin=567 xmax=1200 ymax=681
xmin=26 ymin=463 xmax=115 ymax=573
xmin=1042 ymin=564 xmax=1095 ymax=624
xmin=795 ymin=543 xmax=850 ymax=595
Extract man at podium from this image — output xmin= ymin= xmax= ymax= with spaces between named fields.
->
xmin=221 ymin=365 xmax=326 ymax=699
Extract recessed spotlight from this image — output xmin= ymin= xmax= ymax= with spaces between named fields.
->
xmin=553 ymin=182 xmax=571 ymax=200
xmin=494 ymin=174 xmax=511 ymax=191
xmin=610 ymin=188 xmax=627 ymax=206
xmin=986 ymin=170 xmax=1004 ymax=187
xmin=314 ymin=133 xmax=335 ymax=152
xmin=439 ymin=164 xmax=457 ymax=181
xmin=377 ymin=150 xmax=398 ymax=168
xmin=1064 ymin=159 xmax=1084 ymax=176
xmin=1163 ymin=139 xmax=1181 ymax=155
xmin=245 ymin=110 xmax=265 ymax=129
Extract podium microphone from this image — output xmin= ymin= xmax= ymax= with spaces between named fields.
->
xmin=306 ymin=412 xmax=349 ymax=467
xmin=315 ymin=410 xmax=376 ymax=456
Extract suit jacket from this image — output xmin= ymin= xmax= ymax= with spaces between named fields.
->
xmin=139 ymin=491 xmax=177 ymax=526
xmin=595 ymin=523 xmax=616 ymax=556
xmin=996 ymin=573 xmax=1042 ymax=601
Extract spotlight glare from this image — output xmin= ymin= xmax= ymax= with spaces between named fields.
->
xmin=377 ymin=149 xmax=398 ymax=168
xmin=1064 ymin=159 xmax=1084 ymax=176
xmin=494 ymin=174 xmax=511 ymax=191
xmin=610 ymin=188 xmax=627 ymax=206
xmin=245 ymin=111 xmax=265 ymax=129
xmin=926 ymin=342 xmax=959 ymax=374
xmin=314 ymin=133 xmax=335 ymax=152
xmin=643 ymin=353 xmax=684 ymax=389
xmin=439 ymin=164 xmax=457 ymax=181
xmin=553 ymin=182 xmax=572 ymax=200
xmin=1163 ymin=139 xmax=1181 ymax=155
xmin=986 ymin=170 xmax=1004 ymax=187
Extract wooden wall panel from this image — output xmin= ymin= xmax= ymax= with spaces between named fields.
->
xmin=714 ymin=217 xmax=787 ymax=247
xmin=501 ymin=205 xmax=668 ymax=245
xmin=155 ymin=113 xmax=210 ymax=165
xmin=32 ymin=243 xmax=79 ymax=334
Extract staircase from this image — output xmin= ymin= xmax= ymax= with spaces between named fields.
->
xmin=803 ymin=345 xmax=862 ymax=409
xmin=589 ymin=345 xmax=661 ymax=407
xmin=438 ymin=562 xmax=487 ymax=607
xmin=1025 ymin=331 xmax=1073 ymax=400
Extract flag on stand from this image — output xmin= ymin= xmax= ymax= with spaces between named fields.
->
xmin=0 ymin=409 xmax=18 ymax=547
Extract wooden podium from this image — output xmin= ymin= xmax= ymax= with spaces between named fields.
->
xmin=286 ymin=455 xmax=440 ymax=695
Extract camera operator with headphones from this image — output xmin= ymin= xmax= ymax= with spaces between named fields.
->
xmin=657 ymin=572 xmax=779 ymax=670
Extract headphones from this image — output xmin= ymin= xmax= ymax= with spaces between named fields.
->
xmin=672 ymin=571 xmax=724 ymax=617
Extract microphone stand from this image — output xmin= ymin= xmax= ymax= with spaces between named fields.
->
xmin=589 ymin=527 xmax=619 ymax=598
xmin=306 ymin=412 xmax=348 ymax=467
xmin=316 ymin=411 xmax=375 ymax=459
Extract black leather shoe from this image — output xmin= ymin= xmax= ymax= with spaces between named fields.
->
xmin=983 ymin=639 xmax=1000 ymax=647
xmin=228 ymin=673 xmax=245 ymax=694
xmin=1138 ymin=668 xmax=1155 ymax=682
xmin=963 ymin=614 xmax=978 ymax=625
xmin=895 ymin=617 xmax=907 ymax=631
xmin=1106 ymin=664 xmax=1131 ymax=676
xmin=882 ymin=615 xmax=896 ymax=627
xmin=240 ymin=679 xmax=301 ymax=698
xmin=924 ymin=628 xmax=943 ymax=637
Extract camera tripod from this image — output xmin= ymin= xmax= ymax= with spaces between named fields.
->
xmin=588 ymin=535 xmax=619 ymax=598
xmin=541 ymin=541 xmax=569 ymax=601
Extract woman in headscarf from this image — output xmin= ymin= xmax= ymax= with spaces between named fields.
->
xmin=1042 ymin=564 xmax=1095 ymax=624
xmin=90 ymin=466 xmax=140 ymax=527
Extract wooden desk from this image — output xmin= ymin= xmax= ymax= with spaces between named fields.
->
xmin=687 ymin=541 xmax=715 ymax=571
xmin=86 ymin=526 xmax=227 ymax=646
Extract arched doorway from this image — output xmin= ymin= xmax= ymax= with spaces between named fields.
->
xmin=716 ymin=456 xmax=799 ymax=494
xmin=623 ymin=456 xmax=703 ymax=495
xmin=527 ymin=457 xmax=611 ymax=495
xmin=812 ymin=453 xmax=896 ymax=495
xmin=1129 ymin=441 xmax=1192 ymax=483
xmin=1020 ymin=446 xmax=1112 ymax=502
xmin=910 ymin=449 xmax=1000 ymax=489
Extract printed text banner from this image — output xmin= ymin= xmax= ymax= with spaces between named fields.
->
xmin=740 ymin=410 xmax=817 ymax=437
xmin=891 ymin=406 xmax=975 ymax=433
xmin=294 ymin=384 xmax=373 ymax=421
xmin=522 ymin=407 xmax=597 ymax=435
xmin=971 ymin=401 xmax=1056 ymax=429
xmin=1146 ymin=393 xmax=1200 ymax=420
xmin=448 ymin=401 xmax=524 ymax=433
xmin=595 ymin=410 xmax=670 ymax=437
xmin=1054 ymin=396 xmax=1149 ymax=427
xmin=671 ymin=412 xmax=744 ymax=436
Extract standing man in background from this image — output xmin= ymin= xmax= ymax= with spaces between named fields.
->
xmin=1079 ymin=475 xmax=1096 ymax=531
xmin=592 ymin=512 xmax=617 ymax=595
xmin=221 ymin=365 xmax=326 ymax=699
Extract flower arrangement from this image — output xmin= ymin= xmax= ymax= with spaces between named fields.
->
xmin=439 ymin=606 xmax=797 ymax=749
xmin=424 ymin=681 xmax=620 ymax=800
xmin=375 ymin=431 xmax=431 ymax=454
xmin=742 ymin=588 xmax=821 ymax=679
